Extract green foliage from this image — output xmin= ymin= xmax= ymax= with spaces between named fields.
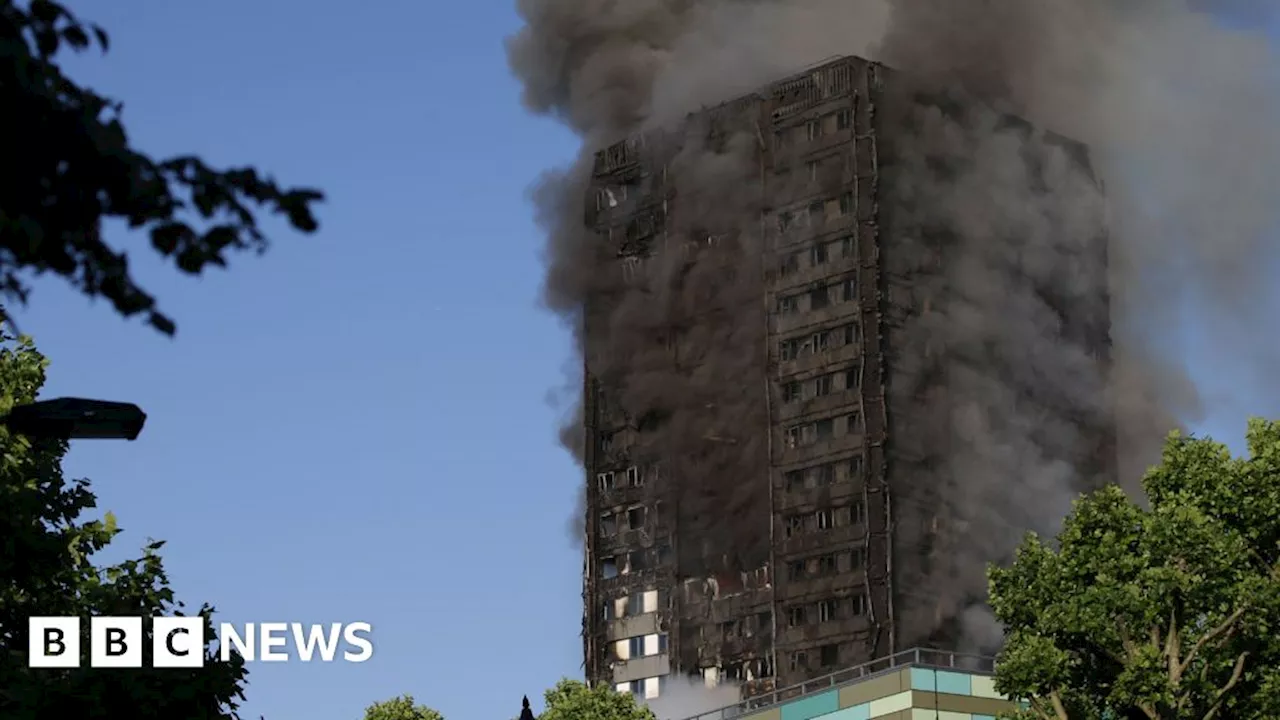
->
xmin=0 ymin=332 xmax=248 ymax=718
xmin=362 ymin=695 xmax=444 ymax=720
xmin=989 ymin=421 xmax=1280 ymax=720
xmin=0 ymin=0 xmax=324 ymax=334
xmin=539 ymin=679 xmax=656 ymax=720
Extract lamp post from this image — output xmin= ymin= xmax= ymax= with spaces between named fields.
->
xmin=0 ymin=397 xmax=147 ymax=440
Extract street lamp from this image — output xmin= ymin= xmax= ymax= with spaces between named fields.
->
xmin=0 ymin=397 xmax=147 ymax=440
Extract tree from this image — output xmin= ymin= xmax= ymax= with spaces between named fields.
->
xmin=988 ymin=420 xmax=1280 ymax=720
xmin=362 ymin=695 xmax=443 ymax=720
xmin=0 ymin=332 xmax=248 ymax=719
xmin=0 ymin=0 xmax=323 ymax=335
xmin=539 ymin=679 xmax=655 ymax=720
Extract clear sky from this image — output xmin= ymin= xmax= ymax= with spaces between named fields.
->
xmin=13 ymin=3 xmax=1280 ymax=720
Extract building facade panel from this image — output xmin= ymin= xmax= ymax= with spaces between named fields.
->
xmin=581 ymin=53 xmax=1111 ymax=698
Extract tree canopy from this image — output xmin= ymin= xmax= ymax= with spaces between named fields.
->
xmin=0 ymin=0 xmax=323 ymax=334
xmin=989 ymin=420 xmax=1280 ymax=720
xmin=362 ymin=695 xmax=444 ymax=720
xmin=539 ymin=679 xmax=656 ymax=720
xmin=0 ymin=333 xmax=247 ymax=718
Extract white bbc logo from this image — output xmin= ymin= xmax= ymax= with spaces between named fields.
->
xmin=28 ymin=616 xmax=205 ymax=668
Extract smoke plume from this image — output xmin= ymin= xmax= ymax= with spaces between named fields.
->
xmin=645 ymin=676 xmax=742 ymax=720
xmin=509 ymin=0 xmax=1280 ymax=655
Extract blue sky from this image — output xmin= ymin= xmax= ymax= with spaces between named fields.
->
xmin=14 ymin=2 xmax=1280 ymax=720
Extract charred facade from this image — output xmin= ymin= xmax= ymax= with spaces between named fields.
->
xmin=581 ymin=55 xmax=1114 ymax=700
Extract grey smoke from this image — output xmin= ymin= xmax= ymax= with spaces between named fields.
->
xmin=510 ymin=0 xmax=1280 ymax=653
xmin=645 ymin=675 xmax=742 ymax=720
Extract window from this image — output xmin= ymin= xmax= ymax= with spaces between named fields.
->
xmin=597 ymin=471 xmax=615 ymax=491
xmin=805 ymin=160 xmax=818 ymax=182
xmin=629 ymin=550 xmax=649 ymax=572
xmin=815 ymin=464 xmax=835 ymax=486
xmin=841 ymin=278 xmax=856 ymax=302
xmin=787 ymin=606 xmax=806 ymax=627
xmin=629 ymin=679 xmax=643 ymax=696
xmin=835 ymin=505 xmax=853 ymax=527
xmin=658 ymin=634 xmax=669 ymax=653
xmin=820 ymin=643 xmax=839 ymax=667
xmin=777 ymin=211 xmax=794 ymax=232
xmin=774 ymin=130 xmax=791 ymax=150
xmin=601 ymin=513 xmax=618 ymax=536
xmin=844 ymin=323 xmax=859 ymax=345
xmin=628 ymin=636 xmax=645 ymax=657
xmin=627 ymin=465 xmax=642 ymax=486
xmin=721 ymin=620 xmax=739 ymax=637
xmin=810 ymin=242 xmax=828 ymax=266
xmin=845 ymin=365 xmax=861 ymax=390
xmin=760 ymin=655 xmax=776 ymax=677
xmin=786 ymin=514 xmax=804 ymax=538
xmin=757 ymin=610 xmax=772 ymax=631
xmin=851 ymin=593 xmax=868 ymax=616
xmin=852 ymin=500 xmax=866 ymax=525
xmin=812 ymin=331 xmax=830 ymax=352
xmin=850 ymin=546 xmax=867 ymax=570
xmin=846 ymin=411 xmax=862 ymax=434
xmin=807 ymin=201 xmax=824 ymax=224
xmin=815 ymin=509 xmax=833 ymax=530
xmin=816 ymin=418 xmax=834 ymax=439
xmin=789 ymin=651 xmax=808 ymax=672
xmin=779 ymin=338 xmax=800 ymax=361
xmin=785 ymin=469 xmax=805 ymax=492
xmin=780 ymin=252 xmax=799 ymax=276
xmin=841 ymin=236 xmax=856 ymax=257
xmin=836 ymin=109 xmax=852 ymax=130
xmin=839 ymin=192 xmax=853 ymax=215
xmin=809 ymin=287 xmax=829 ymax=310
xmin=627 ymin=506 xmax=646 ymax=529
xmin=627 ymin=593 xmax=644 ymax=616
xmin=785 ymin=425 xmax=803 ymax=449
xmin=596 ymin=184 xmax=628 ymax=211
xmin=807 ymin=120 xmax=821 ymax=140
xmin=604 ymin=601 xmax=615 ymax=621
xmin=600 ymin=433 xmax=615 ymax=453
xmin=848 ymin=455 xmax=864 ymax=479
xmin=787 ymin=560 xmax=806 ymax=580
xmin=815 ymin=374 xmax=833 ymax=396
xmin=782 ymin=381 xmax=801 ymax=403
xmin=778 ymin=295 xmax=799 ymax=314
xmin=657 ymin=543 xmax=672 ymax=564
xmin=603 ymin=557 xmax=619 ymax=579
xmin=818 ymin=554 xmax=837 ymax=575
xmin=818 ymin=599 xmax=838 ymax=622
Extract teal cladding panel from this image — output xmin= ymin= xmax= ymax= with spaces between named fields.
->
xmin=813 ymin=704 xmax=870 ymax=720
xmin=781 ymin=690 xmax=839 ymax=720
xmin=935 ymin=671 xmax=973 ymax=696
xmin=909 ymin=668 xmax=935 ymax=692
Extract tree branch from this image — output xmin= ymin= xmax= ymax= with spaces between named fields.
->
xmin=1048 ymin=689 xmax=1071 ymax=720
xmin=1201 ymin=651 xmax=1248 ymax=720
xmin=1179 ymin=606 xmax=1246 ymax=676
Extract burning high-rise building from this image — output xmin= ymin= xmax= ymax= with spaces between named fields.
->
xmin=579 ymin=55 xmax=1114 ymax=700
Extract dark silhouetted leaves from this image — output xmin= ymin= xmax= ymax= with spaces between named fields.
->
xmin=0 ymin=333 xmax=248 ymax=719
xmin=0 ymin=0 xmax=324 ymax=335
